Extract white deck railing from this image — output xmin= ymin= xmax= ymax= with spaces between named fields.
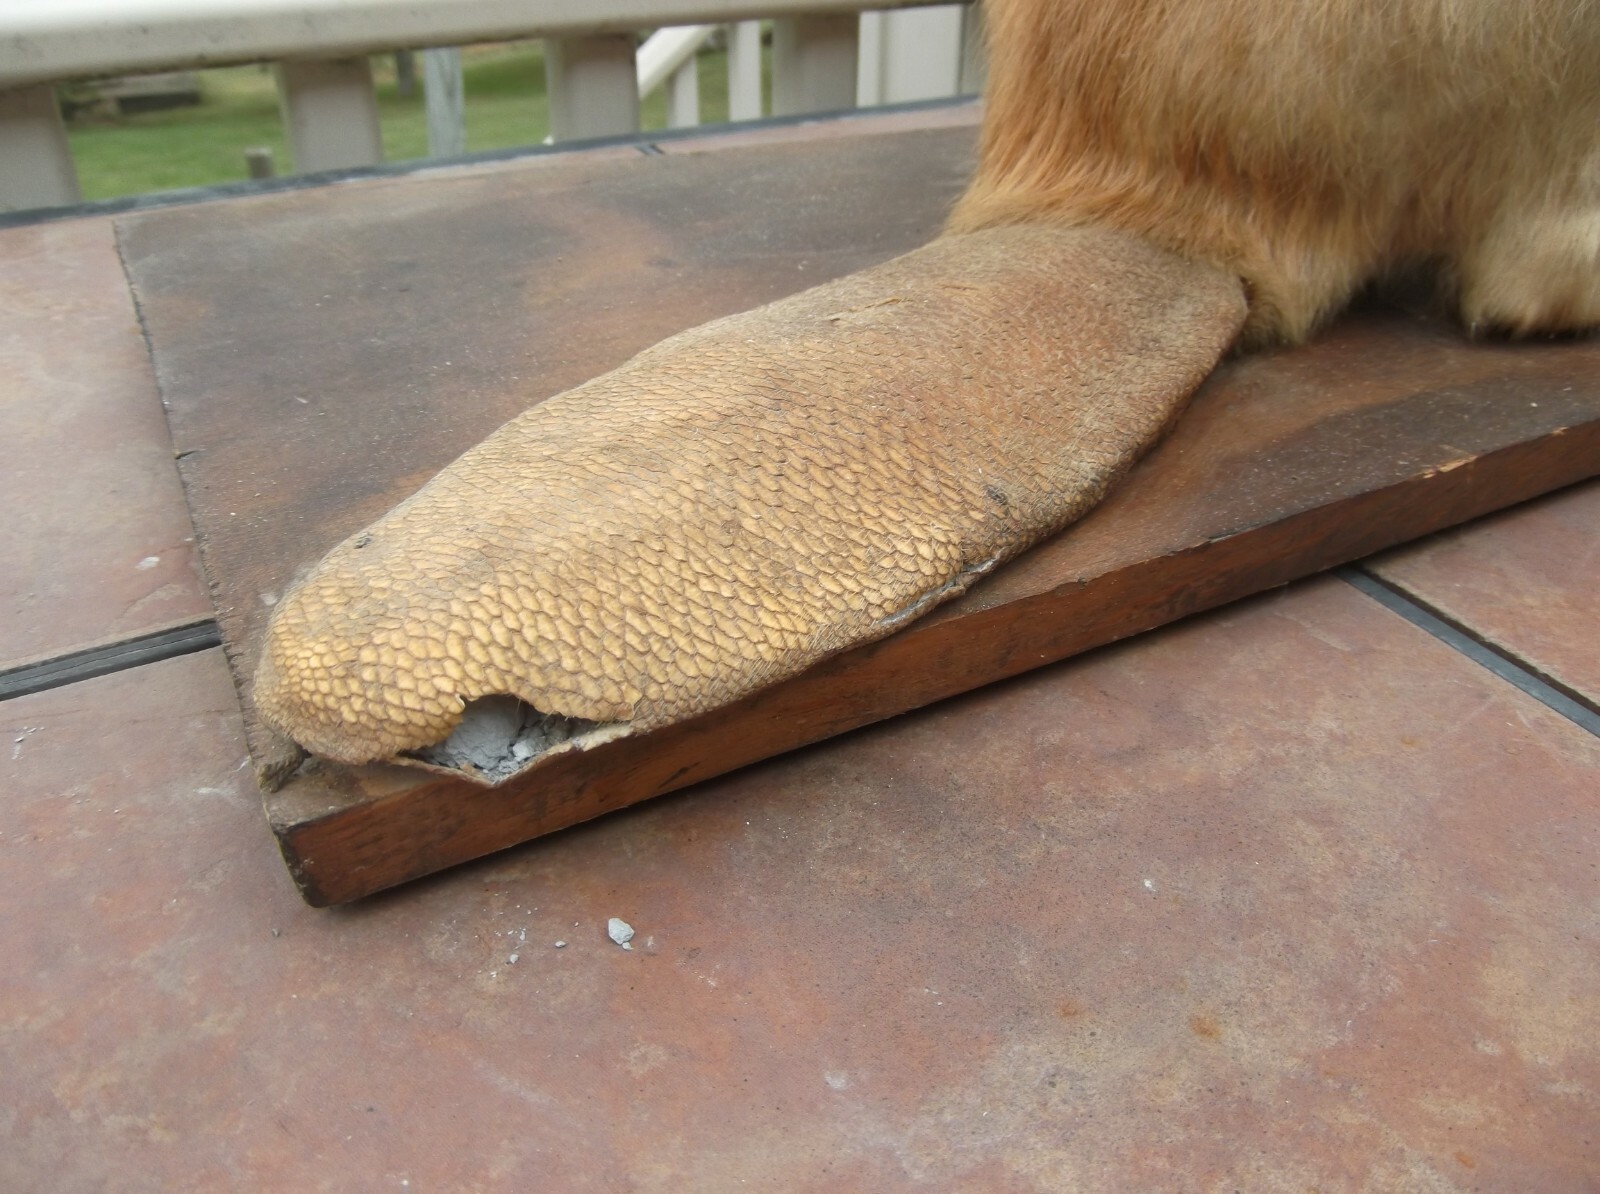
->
xmin=0 ymin=0 xmax=983 ymax=212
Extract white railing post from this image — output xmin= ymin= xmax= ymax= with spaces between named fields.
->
xmin=422 ymin=47 xmax=465 ymax=157
xmin=771 ymin=15 xmax=858 ymax=116
xmin=0 ymin=84 xmax=81 ymax=211
xmin=857 ymin=13 xmax=885 ymax=107
xmin=858 ymin=6 xmax=963 ymax=107
xmin=726 ymin=21 xmax=763 ymax=121
xmin=546 ymin=36 xmax=640 ymax=142
xmin=959 ymin=0 xmax=987 ymax=96
xmin=638 ymin=26 xmax=715 ymax=129
xmin=276 ymin=57 xmax=384 ymax=173
xmin=666 ymin=58 xmax=700 ymax=128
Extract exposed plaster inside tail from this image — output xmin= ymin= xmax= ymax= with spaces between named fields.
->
xmin=405 ymin=695 xmax=630 ymax=785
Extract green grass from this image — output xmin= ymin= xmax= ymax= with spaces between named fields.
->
xmin=65 ymin=42 xmax=759 ymax=202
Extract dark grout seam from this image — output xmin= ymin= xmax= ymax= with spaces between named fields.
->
xmin=1337 ymin=566 xmax=1600 ymax=737
xmin=10 ymin=564 xmax=1589 ymax=733
xmin=0 ymin=620 xmax=221 ymax=702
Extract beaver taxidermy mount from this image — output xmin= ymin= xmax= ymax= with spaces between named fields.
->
xmin=254 ymin=0 xmax=1600 ymax=784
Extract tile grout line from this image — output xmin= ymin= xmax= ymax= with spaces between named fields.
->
xmin=0 ymin=619 xmax=222 ymax=701
xmin=11 ymin=568 xmax=1589 ymax=730
xmin=4 ymin=223 xmax=225 ymax=703
xmin=1336 ymin=566 xmax=1600 ymax=737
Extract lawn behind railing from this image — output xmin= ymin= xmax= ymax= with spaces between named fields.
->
xmin=63 ymin=42 xmax=767 ymax=201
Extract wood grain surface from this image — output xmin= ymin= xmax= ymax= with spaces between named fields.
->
xmin=117 ymin=126 xmax=1600 ymax=904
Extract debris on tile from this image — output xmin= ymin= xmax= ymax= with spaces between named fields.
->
xmin=507 ymin=953 xmax=519 ymax=965
xmin=554 ymin=940 xmax=567 ymax=949
xmin=607 ymin=918 xmax=635 ymax=949
xmin=11 ymin=726 xmax=40 ymax=760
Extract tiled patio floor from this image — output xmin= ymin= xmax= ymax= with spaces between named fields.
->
xmin=3 ymin=109 xmax=1595 ymax=1192
xmin=1372 ymin=478 xmax=1600 ymax=709
xmin=0 ymin=219 xmax=211 ymax=669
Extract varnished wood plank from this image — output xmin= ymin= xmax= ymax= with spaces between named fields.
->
xmin=267 ymin=330 xmax=1600 ymax=904
xmin=115 ymin=126 xmax=1600 ymax=905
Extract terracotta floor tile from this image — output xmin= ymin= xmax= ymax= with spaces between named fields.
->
xmin=1370 ymin=478 xmax=1600 ymax=707
xmin=0 ymin=218 xmax=210 ymax=669
xmin=4 ymin=577 xmax=1596 ymax=1191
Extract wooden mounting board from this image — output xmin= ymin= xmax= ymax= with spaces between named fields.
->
xmin=117 ymin=126 xmax=1600 ymax=905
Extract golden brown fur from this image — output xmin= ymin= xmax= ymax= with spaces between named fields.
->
xmin=951 ymin=0 xmax=1600 ymax=344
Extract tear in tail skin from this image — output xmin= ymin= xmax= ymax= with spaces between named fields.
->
xmin=253 ymin=225 xmax=1246 ymax=783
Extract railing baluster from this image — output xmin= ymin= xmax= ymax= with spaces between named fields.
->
xmin=422 ymin=48 xmax=465 ymax=158
xmin=771 ymin=15 xmax=858 ymax=116
xmin=276 ymin=57 xmax=384 ymax=173
xmin=546 ymin=36 xmax=640 ymax=142
xmin=959 ymin=0 xmax=987 ymax=96
xmin=861 ymin=7 xmax=963 ymax=106
xmin=666 ymin=57 xmax=700 ymax=129
xmin=726 ymin=21 xmax=764 ymax=122
xmin=0 ymin=84 xmax=80 ymax=211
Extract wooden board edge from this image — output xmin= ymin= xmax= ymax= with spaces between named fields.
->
xmin=268 ymin=419 xmax=1600 ymax=905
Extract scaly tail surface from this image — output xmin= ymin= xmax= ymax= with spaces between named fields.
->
xmin=254 ymin=225 xmax=1245 ymax=781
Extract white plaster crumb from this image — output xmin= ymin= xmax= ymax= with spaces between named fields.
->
xmin=607 ymin=918 xmax=635 ymax=946
xmin=507 ymin=953 xmax=519 ymax=965
xmin=1142 ymin=878 xmax=1157 ymax=892
xmin=260 ymin=591 xmax=278 ymax=607
xmin=824 ymin=1071 xmax=850 ymax=1090
xmin=413 ymin=695 xmax=619 ymax=782
xmin=136 ymin=556 xmax=160 ymax=570
xmin=554 ymin=941 xmax=566 ymax=949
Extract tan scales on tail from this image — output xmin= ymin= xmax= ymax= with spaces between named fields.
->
xmin=256 ymin=228 xmax=1243 ymax=769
